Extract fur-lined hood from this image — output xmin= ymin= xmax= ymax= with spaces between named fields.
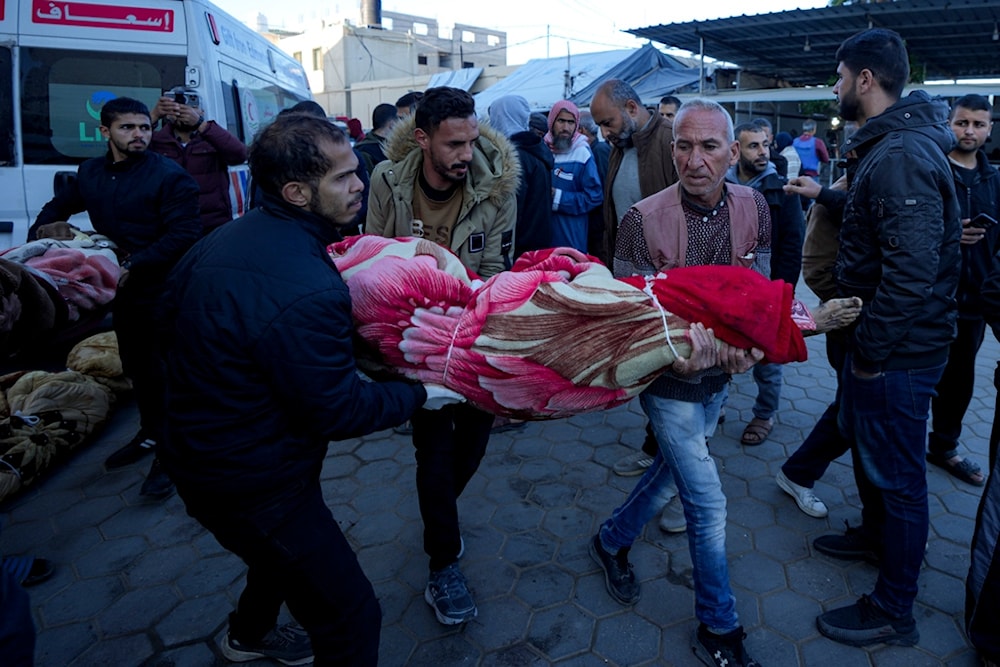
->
xmin=382 ymin=115 xmax=521 ymax=208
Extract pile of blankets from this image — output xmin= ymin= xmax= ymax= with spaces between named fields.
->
xmin=0 ymin=332 xmax=129 ymax=502
xmin=330 ymin=235 xmax=810 ymax=420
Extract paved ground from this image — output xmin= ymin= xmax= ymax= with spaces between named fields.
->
xmin=2 ymin=315 xmax=995 ymax=666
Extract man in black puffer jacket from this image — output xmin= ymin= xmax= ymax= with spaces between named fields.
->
xmin=159 ymin=114 xmax=456 ymax=667
xmin=813 ymin=29 xmax=961 ymax=648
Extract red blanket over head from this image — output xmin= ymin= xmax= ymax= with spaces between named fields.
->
xmin=330 ymin=236 xmax=807 ymax=420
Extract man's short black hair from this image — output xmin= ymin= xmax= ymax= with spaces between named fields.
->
xmin=734 ymin=122 xmax=762 ymax=139
xmin=598 ymin=79 xmax=641 ymax=107
xmin=250 ymin=113 xmax=349 ymax=197
xmin=659 ymin=95 xmax=681 ymax=107
xmin=372 ymin=103 xmax=398 ymax=130
xmin=100 ymin=97 xmax=150 ymax=128
xmin=395 ymin=91 xmax=423 ymax=112
xmin=751 ymin=117 xmax=772 ymax=132
xmin=414 ymin=87 xmax=475 ymax=135
xmin=285 ymin=100 xmax=327 ymax=119
xmin=835 ymin=28 xmax=909 ymax=99
xmin=953 ymin=94 xmax=993 ymax=118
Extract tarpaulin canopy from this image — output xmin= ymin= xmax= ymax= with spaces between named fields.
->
xmin=569 ymin=44 xmax=701 ymax=107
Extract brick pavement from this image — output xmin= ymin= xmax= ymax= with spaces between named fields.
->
xmin=2 ymin=325 xmax=994 ymax=666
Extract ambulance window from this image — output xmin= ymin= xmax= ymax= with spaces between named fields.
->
xmin=0 ymin=48 xmax=12 ymax=166
xmin=218 ymin=62 xmax=308 ymax=144
xmin=20 ymin=48 xmax=184 ymax=164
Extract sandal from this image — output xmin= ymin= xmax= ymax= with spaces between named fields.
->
xmin=926 ymin=450 xmax=985 ymax=486
xmin=740 ymin=416 xmax=774 ymax=446
xmin=0 ymin=555 xmax=55 ymax=587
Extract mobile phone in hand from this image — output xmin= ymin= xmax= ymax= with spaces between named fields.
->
xmin=971 ymin=213 xmax=998 ymax=230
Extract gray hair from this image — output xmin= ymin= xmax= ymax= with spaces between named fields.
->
xmin=578 ymin=110 xmax=599 ymax=136
xmin=673 ymin=98 xmax=734 ymax=142
xmin=802 ymin=119 xmax=817 ymax=133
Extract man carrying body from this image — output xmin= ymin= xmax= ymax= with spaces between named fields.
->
xmin=355 ymin=103 xmax=398 ymax=175
xmin=150 ymin=86 xmax=247 ymax=234
xmin=29 ymin=96 xmax=200 ymax=500
xmin=366 ymin=86 xmax=518 ymax=625
xmin=590 ymin=98 xmax=769 ymax=667
xmin=726 ymin=123 xmax=804 ymax=447
xmin=159 ymin=114 xmax=446 ymax=666
xmin=792 ymin=119 xmax=830 ymax=181
xmin=812 ymin=28 xmax=961 ymax=647
xmin=545 ymin=100 xmax=603 ymax=252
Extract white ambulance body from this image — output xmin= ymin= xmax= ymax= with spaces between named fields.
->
xmin=0 ymin=0 xmax=312 ymax=249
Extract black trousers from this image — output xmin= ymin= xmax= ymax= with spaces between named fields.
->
xmin=928 ymin=317 xmax=987 ymax=458
xmin=411 ymin=404 xmax=492 ymax=571
xmin=112 ymin=286 xmax=166 ymax=442
xmin=182 ymin=484 xmax=381 ymax=667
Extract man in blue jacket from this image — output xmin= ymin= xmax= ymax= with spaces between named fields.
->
xmin=29 ymin=96 xmax=201 ymax=500
xmin=158 ymin=114 xmax=457 ymax=666
xmin=813 ymin=28 xmax=961 ymax=647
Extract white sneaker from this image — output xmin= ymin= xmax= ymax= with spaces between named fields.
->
xmin=613 ymin=451 xmax=654 ymax=477
xmin=658 ymin=496 xmax=687 ymax=533
xmin=776 ymin=469 xmax=829 ymax=518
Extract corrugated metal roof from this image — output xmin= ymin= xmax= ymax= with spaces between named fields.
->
xmin=628 ymin=0 xmax=1000 ymax=85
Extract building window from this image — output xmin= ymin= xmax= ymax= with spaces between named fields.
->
xmin=293 ymin=51 xmax=302 ymax=63
xmin=418 ymin=55 xmax=427 ymax=65
xmin=312 ymin=48 xmax=322 ymax=71
xmin=413 ymin=22 xmax=428 ymax=36
xmin=462 ymin=61 xmax=474 ymax=69
xmin=438 ymin=53 xmax=451 ymax=68
xmin=488 ymin=35 xmax=501 ymax=47
xmin=462 ymin=30 xmax=475 ymax=44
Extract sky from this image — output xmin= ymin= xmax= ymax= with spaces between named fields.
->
xmin=210 ymin=0 xmax=831 ymax=65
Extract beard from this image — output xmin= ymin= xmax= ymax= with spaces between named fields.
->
xmin=552 ymin=134 xmax=573 ymax=151
xmin=739 ymin=155 xmax=765 ymax=177
xmin=609 ymin=114 xmax=639 ymax=149
xmin=839 ymin=90 xmax=860 ymax=122
xmin=111 ymin=135 xmax=147 ymax=158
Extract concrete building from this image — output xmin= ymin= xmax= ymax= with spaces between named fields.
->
xmin=275 ymin=10 xmax=506 ymax=124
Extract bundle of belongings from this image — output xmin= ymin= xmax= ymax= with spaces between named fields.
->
xmin=0 ymin=234 xmax=120 ymax=362
xmin=0 ymin=332 xmax=130 ymax=502
xmin=329 ymin=236 xmax=818 ymax=421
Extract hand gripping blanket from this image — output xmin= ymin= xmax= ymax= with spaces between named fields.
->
xmin=329 ymin=236 xmax=809 ymax=420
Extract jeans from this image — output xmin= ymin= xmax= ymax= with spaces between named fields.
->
xmin=839 ymin=353 xmax=946 ymax=618
xmin=599 ymin=389 xmax=737 ymax=632
xmin=781 ymin=333 xmax=850 ymax=488
xmin=412 ymin=404 xmax=493 ymax=571
xmin=751 ymin=362 xmax=783 ymax=420
xmin=928 ymin=317 xmax=986 ymax=458
xmin=183 ymin=484 xmax=381 ymax=667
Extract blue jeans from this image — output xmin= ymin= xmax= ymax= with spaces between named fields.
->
xmin=839 ymin=354 xmax=946 ymax=618
xmin=751 ymin=362 xmax=783 ymax=420
xmin=599 ymin=389 xmax=736 ymax=632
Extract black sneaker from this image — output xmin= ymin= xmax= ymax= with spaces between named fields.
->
xmin=589 ymin=535 xmax=640 ymax=605
xmin=105 ymin=431 xmax=156 ymax=469
xmin=220 ymin=622 xmax=313 ymax=665
xmin=813 ymin=521 xmax=880 ymax=565
xmin=691 ymin=624 xmax=760 ymax=667
xmin=817 ymin=595 xmax=919 ymax=647
xmin=139 ymin=458 xmax=174 ymax=500
xmin=424 ymin=562 xmax=477 ymax=625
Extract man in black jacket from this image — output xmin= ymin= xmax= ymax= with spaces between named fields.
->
xmin=29 ymin=96 xmax=201 ymax=500
xmin=726 ymin=123 xmax=804 ymax=448
xmin=488 ymin=94 xmax=554 ymax=258
xmin=159 ymin=114 xmax=455 ymax=666
xmin=813 ymin=28 xmax=961 ymax=647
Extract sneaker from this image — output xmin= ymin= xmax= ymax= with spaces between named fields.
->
xmin=658 ymin=496 xmax=687 ymax=533
xmin=220 ymin=622 xmax=313 ymax=665
xmin=105 ymin=431 xmax=156 ymax=469
xmin=394 ymin=420 xmax=413 ymax=435
xmin=691 ymin=623 xmax=760 ymax=667
xmin=425 ymin=563 xmax=477 ymax=625
xmin=139 ymin=458 xmax=174 ymax=500
xmin=813 ymin=521 xmax=879 ymax=565
xmin=589 ymin=535 xmax=640 ymax=604
xmin=817 ymin=595 xmax=919 ymax=647
xmin=776 ymin=469 xmax=829 ymax=518
xmin=613 ymin=450 xmax=654 ymax=477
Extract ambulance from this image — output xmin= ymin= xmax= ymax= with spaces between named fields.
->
xmin=0 ymin=0 xmax=312 ymax=249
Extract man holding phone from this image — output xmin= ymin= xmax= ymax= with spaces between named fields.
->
xmin=149 ymin=86 xmax=247 ymax=233
xmin=924 ymin=94 xmax=1000 ymax=487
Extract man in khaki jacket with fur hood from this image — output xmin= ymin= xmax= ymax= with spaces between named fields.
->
xmin=365 ymin=86 xmax=518 ymax=627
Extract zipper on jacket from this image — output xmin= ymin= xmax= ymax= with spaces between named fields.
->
xmin=876 ymin=198 xmax=885 ymax=218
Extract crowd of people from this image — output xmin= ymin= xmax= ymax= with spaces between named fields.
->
xmin=2 ymin=26 xmax=1000 ymax=667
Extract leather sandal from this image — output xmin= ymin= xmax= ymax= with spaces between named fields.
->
xmin=926 ymin=450 xmax=985 ymax=486
xmin=740 ymin=416 xmax=774 ymax=446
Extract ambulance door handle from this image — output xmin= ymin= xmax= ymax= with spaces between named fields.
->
xmin=53 ymin=171 xmax=77 ymax=198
